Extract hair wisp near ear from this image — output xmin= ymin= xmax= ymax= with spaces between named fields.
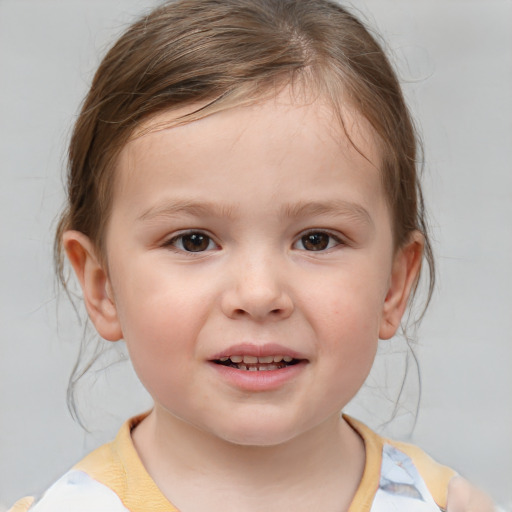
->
xmin=379 ymin=231 xmax=424 ymax=340
xmin=62 ymin=231 xmax=123 ymax=342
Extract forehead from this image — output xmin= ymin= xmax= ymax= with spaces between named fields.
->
xmin=124 ymin=87 xmax=381 ymax=171
xmin=113 ymin=88 xmax=385 ymax=219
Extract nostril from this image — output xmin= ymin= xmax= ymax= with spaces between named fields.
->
xmin=221 ymin=288 xmax=294 ymax=321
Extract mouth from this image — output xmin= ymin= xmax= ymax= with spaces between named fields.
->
xmin=213 ymin=355 xmax=302 ymax=371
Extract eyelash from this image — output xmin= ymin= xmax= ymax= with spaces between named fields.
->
xmin=164 ymin=230 xmax=344 ymax=253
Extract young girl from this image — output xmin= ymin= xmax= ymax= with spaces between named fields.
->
xmin=8 ymin=0 xmax=498 ymax=510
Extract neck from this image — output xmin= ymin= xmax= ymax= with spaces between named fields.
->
xmin=132 ymin=407 xmax=366 ymax=512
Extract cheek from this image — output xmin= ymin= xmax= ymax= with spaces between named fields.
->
xmin=307 ymin=266 xmax=388 ymax=339
xmin=303 ymin=265 xmax=386 ymax=382
xmin=108 ymin=261 xmax=211 ymax=381
xmin=119 ymin=297 xmax=205 ymax=411
xmin=321 ymin=298 xmax=379 ymax=375
xmin=316 ymin=296 xmax=380 ymax=407
xmin=112 ymin=255 xmax=209 ymax=330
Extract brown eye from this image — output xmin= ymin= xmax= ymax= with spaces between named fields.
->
xmin=301 ymin=232 xmax=331 ymax=251
xmin=296 ymin=231 xmax=343 ymax=252
xmin=170 ymin=232 xmax=215 ymax=252
xmin=182 ymin=233 xmax=210 ymax=252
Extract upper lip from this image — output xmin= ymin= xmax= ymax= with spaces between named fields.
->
xmin=209 ymin=343 xmax=307 ymax=361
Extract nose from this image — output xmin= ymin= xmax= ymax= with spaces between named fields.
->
xmin=220 ymin=254 xmax=294 ymax=322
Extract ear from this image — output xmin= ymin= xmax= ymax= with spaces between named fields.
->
xmin=63 ymin=230 xmax=123 ymax=342
xmin=379 ymin=231 xmax=424 ymax=340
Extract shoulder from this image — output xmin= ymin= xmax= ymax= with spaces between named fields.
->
xmin=8 ymin=497 xmax=34 ymax=512
xmin=387 ymin=436 xmax=457 ymax=504
xmin=344 ymin=416 xmax=457 ymax=512
xmin=8 ymin=413 xmax=177 ymax=512
xmin=8 ymin=469 xmax=128 ymax=512
xmin=7 ymin=422 xmax=128 ymax=512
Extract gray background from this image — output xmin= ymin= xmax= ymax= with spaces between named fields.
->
xmin=0 ymin=0 xmax=511 ymax=509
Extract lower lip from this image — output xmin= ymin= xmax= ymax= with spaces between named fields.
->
xmin=208 ymin=361 xmax=307 ymax=392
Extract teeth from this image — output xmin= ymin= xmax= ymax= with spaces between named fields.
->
xmin=217 ymin=354 xmax=298 ymax=369
xmin=238 ymin=364 xmax=283 ymax=371
xmin=222 ymin=355 xmax=294 ymax=364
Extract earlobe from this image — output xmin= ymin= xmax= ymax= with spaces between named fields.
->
xmin=379 ymin=232 xmax=424 ymax=340
xmin=63 ymin=230 xmax=123 ymax=342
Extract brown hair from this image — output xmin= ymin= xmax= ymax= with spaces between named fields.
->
xmin=56 ymin=0 xmax=434 ymax=416
xmin=56 ymin=0 xmax=433 ymax=277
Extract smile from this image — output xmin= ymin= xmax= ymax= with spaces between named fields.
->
xmin=215 ymin=355 xmax=301 ymax=371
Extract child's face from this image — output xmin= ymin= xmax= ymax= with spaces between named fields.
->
xmin=70 ymin=88 xmax=420 ymax=446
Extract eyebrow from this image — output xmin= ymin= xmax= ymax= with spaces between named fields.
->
xmin=280 ymin=200 xmax=374 ymax=227
xmin=138 ymin=200 xmax=238 ymax=222
xmin=138 ymin=198 xmax=373 ymax=226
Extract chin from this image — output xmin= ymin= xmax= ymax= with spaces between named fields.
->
xmin=208 ymin=417 xmax=307 ymax=447
xmin=221 ymin=432 xmax=297 ymax=447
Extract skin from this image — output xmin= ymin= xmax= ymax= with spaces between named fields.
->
xmin=447 ymin=477 xmax=496 ymax=512
xmin=64 ymin=89 xmax=493 ymax=511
